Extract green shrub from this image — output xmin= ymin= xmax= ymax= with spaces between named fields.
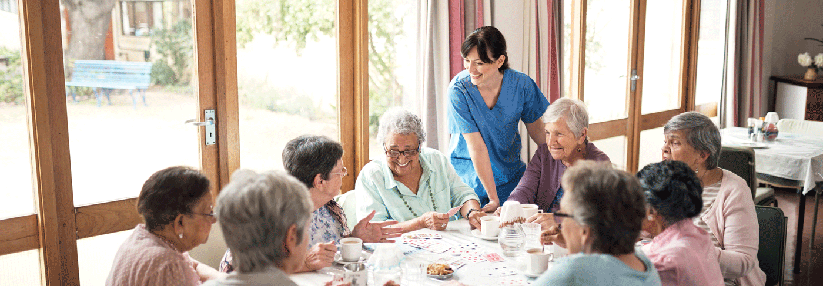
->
xmin=0 ymin=47 xmax=24 ymax=104
xmin=150 ymin=19 xmax=193 ymax=86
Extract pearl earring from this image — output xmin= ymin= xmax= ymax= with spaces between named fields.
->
xmin=648 ymin=215 xmax=654 ymax=221
xmin=178 ymin=233 xmax=183 ymax=239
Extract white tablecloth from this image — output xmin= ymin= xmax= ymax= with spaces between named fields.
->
xmin=290 ymin=219 xmax=546 ymax=286
xmin=721 ymin=127 xmax=823 ymax=194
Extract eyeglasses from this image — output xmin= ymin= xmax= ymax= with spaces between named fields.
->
xmin=189 ymin=211 xmax=215 ymax=218
xmin=384 ymin=147 xmax=420 ymax=158
xmin=330 ymin=166 xmax=348 ymax=177
xmin=552 ymin=211 xmax=574 ymax=219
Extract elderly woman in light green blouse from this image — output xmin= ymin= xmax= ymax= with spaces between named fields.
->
xmin=355 ymin=108 xmax=486 ymax=232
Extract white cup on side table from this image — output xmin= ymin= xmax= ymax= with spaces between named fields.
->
xmin=340 ymin=237 xmax=363 ymax=262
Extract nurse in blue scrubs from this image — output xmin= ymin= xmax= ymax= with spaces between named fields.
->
xmin=448 ymin=26 xmax=549 ymax=212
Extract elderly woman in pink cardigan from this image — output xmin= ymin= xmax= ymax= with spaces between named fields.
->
xmin=660 ymin=112 xmax=765 ymax=286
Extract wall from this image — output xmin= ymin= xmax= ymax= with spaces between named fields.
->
xmin=0 ymin=11 xmax=21 ymax=50
xmin=763 ymin=0 xmax=823 ymax=112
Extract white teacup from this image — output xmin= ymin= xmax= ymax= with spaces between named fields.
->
xmin=521 ymin=204 xmax=542 ymax=219
xmin=480 ymin=216 xmax=500 ymax=237
xmin=526 ymin=248 xmax=553 ymax=275
xmin=340 ymin=237 xmax=363 ymax=262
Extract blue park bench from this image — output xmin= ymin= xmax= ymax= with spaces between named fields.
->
xmin=65 ymin=60 xmax=152 ymax=108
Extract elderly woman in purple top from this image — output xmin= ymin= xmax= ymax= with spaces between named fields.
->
xmin=506 ymin=98 xmax=610 ymax=225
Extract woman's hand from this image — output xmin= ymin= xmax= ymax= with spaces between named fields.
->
xmin=303 ymin=242 xmax=336 ymax=271
xmin=480 ymin=199 xmax=499 ymax=213
xmin=417 ymin=212 xmax=450 ymax=231
xmin=526 ymin=213 xmax=556 ymax=230
xmin=352 ymin=210 xmax=403 ymax=243
xmin=540 ymin=225 xmax=566 ymax=248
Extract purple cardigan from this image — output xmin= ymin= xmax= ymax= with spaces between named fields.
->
xmin=507 ymin=142 xmax=610 ymax=212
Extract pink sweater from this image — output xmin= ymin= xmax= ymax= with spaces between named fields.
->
xmin=701 ymin=169 xmax=766 ymax=286
xmin=643 ymin=219 xmax=724 ymax=286
xmin=106 ymin=224 xmax=201 ymax=286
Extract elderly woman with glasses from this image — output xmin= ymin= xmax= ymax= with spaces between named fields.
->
xmin=355 ymin=108 xmax=486 ymax=231
xmin=220 ymin=135 xmax=402 ymax=273
xmin=533 ymin=161 xmax=661 ymax=285
xmin=203 ymin=170 xmax=313 ymax=286
xmin=107 ymin=166 xmax=222 ymax=286
xmin=660 ymin=112 xmax=765 ymax=286
xmin=506 ymin=98 xmax=609 ymax=227
xmin=638 ymin=160 xmax=724 ymax=286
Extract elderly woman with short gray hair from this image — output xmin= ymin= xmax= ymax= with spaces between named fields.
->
xmin=507 ymin=98 xmax=610 ymax=229
xmin=203 ymin=170 xmax=313 ymax=286
xmin=355 ymin=108 xmax=486 ymax=231
xmin=661 ymin=111 xmax=765 ymax=286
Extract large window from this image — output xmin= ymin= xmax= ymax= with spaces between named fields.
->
xmin=120 ymin=1 xmax=163 ymax=37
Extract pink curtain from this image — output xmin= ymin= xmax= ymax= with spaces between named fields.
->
xmin=448 ymin=0 xmax=485 ymax=78
xmin=731 ymin=0 xmax=766 ymax=127
xmin=534 ymin=0 xmax=561 ymax=102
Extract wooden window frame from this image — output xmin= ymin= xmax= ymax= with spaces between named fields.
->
xmin=566 ymin=0 xmax=714 ymax=173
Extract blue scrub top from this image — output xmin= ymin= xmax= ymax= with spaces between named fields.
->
xmin=447 ymin=69 xmax=549 ymax=204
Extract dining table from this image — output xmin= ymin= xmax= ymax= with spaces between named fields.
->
xmin=290 ymin=219 xmax=553 ymax=286
xmin=721 ymin=127 xmax=823 ymax=273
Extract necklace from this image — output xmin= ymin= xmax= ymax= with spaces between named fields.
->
xmin=394 ymin=177 xmax=437 ymax=218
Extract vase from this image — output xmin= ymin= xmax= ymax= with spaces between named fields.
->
xmin=804 ymin=67 xmax=817 ymax=80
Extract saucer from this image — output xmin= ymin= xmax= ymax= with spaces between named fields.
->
xmin=523 ymin=271 xmax=544 ymax=278
xmin=471 ymin=229 xmax=498 ymax=241
xmin=737 ymin=141 xmax=768 ymax=149
xmin=333 ymin=252 xmax=369 ymax=265
xmin=427 ymin=273 xmax=453 ymax=280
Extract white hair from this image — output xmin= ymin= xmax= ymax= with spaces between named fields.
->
xmin=376 ymin=107 xmax=427 ymax=145
xmin=542 ymin=98 xmax=589 ymax=138
xmin=215 ymin=169 xmax=313 ymax=273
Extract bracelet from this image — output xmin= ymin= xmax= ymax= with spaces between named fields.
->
xmin=466 ymin=208 xmax=481 ymax=218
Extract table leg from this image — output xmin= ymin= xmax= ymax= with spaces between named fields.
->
xmin=810 ymin=186 xmax=821 ymax=266
xmin=795 ymin=192 xmax=806 ymax=273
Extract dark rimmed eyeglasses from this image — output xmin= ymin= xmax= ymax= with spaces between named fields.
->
xmin=552 ymin=211 xmax=574 ymax=219
xmin=189 ymin=211 xmax=215 ymax=218
xmin=384 ymin=147 xmax=420 ymax=158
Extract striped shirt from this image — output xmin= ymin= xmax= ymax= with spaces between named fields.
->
xmin=694 ymin=181 xmax=739 ymax=286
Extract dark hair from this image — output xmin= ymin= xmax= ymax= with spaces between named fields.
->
xmin=137 ymin=166 xmax=211 ymax=232
xmin=561 ymin=161 xmax=646 ymax=255
xmin=637 ymin=160 xmax=703 ymax=225
xmin=460 ymin=26 xmax=509 ymax=71
xmin=282 ymin=135 xmax=344 ymax=189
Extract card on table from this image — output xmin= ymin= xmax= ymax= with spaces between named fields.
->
xmin=434 ymin=256 xmax=467 ymax=270
xmin=499 ymin=277 xmax=528 ymax=285
xmin=483 ymin=252 xmax=504 ymax=262
xmin=479 ymin=265 xmax=517 ymax=276
xmin=460 ymin=254 xmax=487 ymax=263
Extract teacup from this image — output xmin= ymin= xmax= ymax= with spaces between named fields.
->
xmin=480 ymin=216 xmax=500 ymax=237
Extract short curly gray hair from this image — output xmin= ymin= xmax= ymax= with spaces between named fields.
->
xmin=542 ymin=98 xmax=589 ymax=138
xmin=215 ymin=169 xmax=313 ymax=273
xmin=376 ymin=107 xmax=427 ymax=145
xmin=663 ymin=112 xmax=721 ymax=170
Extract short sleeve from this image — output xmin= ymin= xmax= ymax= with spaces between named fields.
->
xmin=447 ymin=76 xmax=480 ymax=134
xmin=519 ymin=76 xmax=549 ymax=124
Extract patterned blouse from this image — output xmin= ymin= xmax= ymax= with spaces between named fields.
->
xmin=219 ymin=200 xmax=350 ymax=273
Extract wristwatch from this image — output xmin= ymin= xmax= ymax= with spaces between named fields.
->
xmin=466 ymin=208 xmax=481 ymax=218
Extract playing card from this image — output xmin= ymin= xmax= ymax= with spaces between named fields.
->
xmin=448 ymin=243 xmax=480 ymax=255
xmin=425 ymin=243 xmax=451 ymax=254
xmin=480 ymin=265 xmax=517 ymax=276
xmin=483 ymin=252 xmax=504 ymax=262
xmin=499 ymin=277 xmax=528 ymax=285
xmin=461 ymin=254 xmax=487 ymax=263
xmin=446 ymin=206 xmax=461 ymax=216
xmin=434 ymin=256 xmax=467 ymax=270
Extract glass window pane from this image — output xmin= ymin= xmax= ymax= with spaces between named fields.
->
xmin=367 ymin=1 xmax=420 ymax=160
xmin=694 ymin=0 xmax=728 ymax=107
xmin=0 ymin=250 xmax=42 ymax=286
xmin=640 ymin=0 xmax=684 ymax=114
xmin=638 ymin=127 xmax=664 ymax=170
xmin=237 ymin=0 xmax=339 ymax=171
xmin=62 ymin=1 xmax=199 ymax=206
xmin=592 ymin=135 xmax=626 ymax=170
xmin=78 ymin=230 xmax=131 ymax=285
xmin=0 ymin=0 xmax=34 ymax=219
xmin=584 ymin=0 xmax=631 ymax=123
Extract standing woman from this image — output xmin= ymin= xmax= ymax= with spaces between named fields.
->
xmin=448 ymin=26 xmax=549 ymax=211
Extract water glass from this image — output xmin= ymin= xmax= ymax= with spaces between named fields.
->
xmin=521 ymin=222 xmax=541 ymax=250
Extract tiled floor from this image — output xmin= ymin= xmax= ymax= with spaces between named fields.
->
xmin=773 ymin=187 xmax=823 ymax=286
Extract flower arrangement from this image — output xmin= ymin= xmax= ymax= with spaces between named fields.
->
xmin=816 ymin=53 xmax=823 ymax=69
xmin=798 ymin=52 xmax=822 ymax=80
xmin=799 ymin=52 xmax=813 ymax=67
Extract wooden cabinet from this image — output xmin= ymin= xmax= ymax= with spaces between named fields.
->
xmin=770 ymin=75 xmax=823 ymax=121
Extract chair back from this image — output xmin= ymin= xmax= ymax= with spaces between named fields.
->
xmin=755 ymin=206 xmax=787 ymax=286
xmin=718 ymin=146 xmax=757 ymax=200
xmin=334 ymin=190 xmax=358 ymax=231
xmin=776 ymin=119 xmax=823 ymax=135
